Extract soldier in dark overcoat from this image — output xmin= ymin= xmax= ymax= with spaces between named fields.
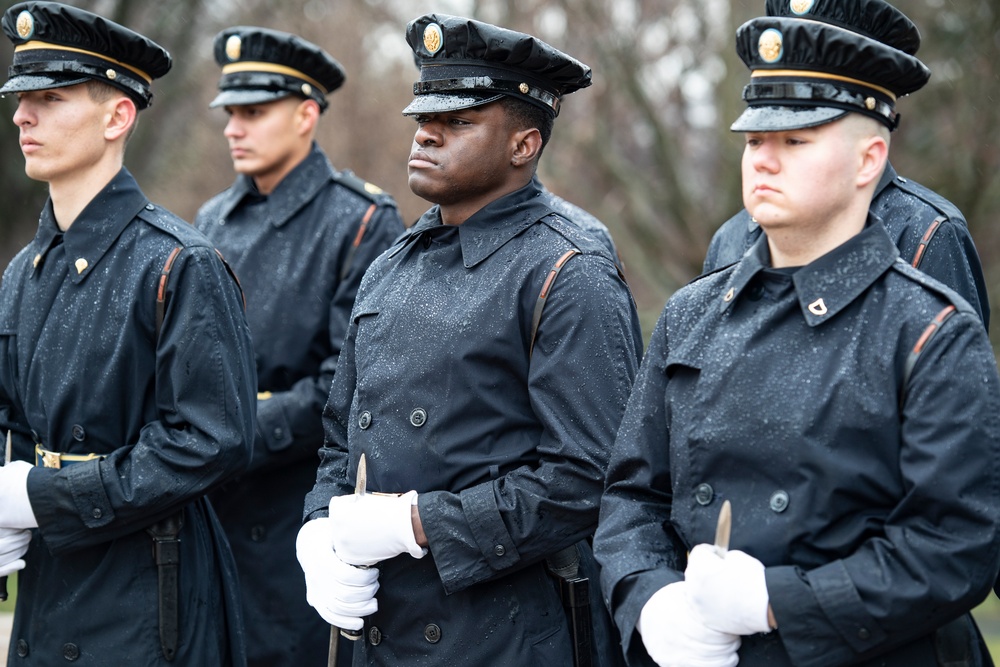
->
xmin=296 ymin=14 xmax=642 ymax=667
xmin=594 ymin=6 xmax=1000 ymax=667
xmin=0 ymin=2 xmax=257 ymax=665
xmin=195 ymin=27 xmax=404 ymax=667
xmin=703 ymin=0 xmax=989 ymax=331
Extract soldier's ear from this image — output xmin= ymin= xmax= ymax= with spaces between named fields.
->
xmin=856 ymin=133 xmax=888 ymax=189
xmin=104 ymin=96 xmax=137 ymax=143
xmin=296 ymin=98 xmax=321 ymax=136
xmin=511 ymin=127 xmax=542 ymax=168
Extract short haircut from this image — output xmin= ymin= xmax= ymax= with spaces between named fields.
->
xmin=500 ymin=95 xmax=553 ymax=158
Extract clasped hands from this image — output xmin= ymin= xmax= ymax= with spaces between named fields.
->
xmin=638 ymin=544 xmax=772 ymax=667
xmin=296 ymin=491 xmax=427 ymax=629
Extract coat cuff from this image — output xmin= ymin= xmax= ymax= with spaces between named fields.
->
xmin=256 ymin=396 xmax=294 ymax=452
xmin=767 ymin=562 xmax=886 ymax=667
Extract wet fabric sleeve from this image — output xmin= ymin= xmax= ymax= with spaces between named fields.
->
xmin=768 ymin=311 xmax=1000 ymax=667
xmin=419 ymin=255 xmax=642 ymax=595
xmin=592 ymin=309 xmax=688 ymax=665
xmin=28 ymin=247 xmax=257 ymax=554
xmin=250 ymin=203 xmax=404 ymax=472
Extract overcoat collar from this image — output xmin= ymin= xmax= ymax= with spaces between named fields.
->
xmin=34 ymin=167 xmax=148 ymax=284
xmin=212 ymin=142 xmax=334 ymax=227
xmin=721 ymin=216 xmax=900 ymax=326
xmin=395 ymin=180 xmax=556 ymax=268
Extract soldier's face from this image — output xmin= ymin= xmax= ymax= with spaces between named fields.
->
xmin=741 ymin=118 xmax=867 ymax=234
xmin=407 ymin=102 xmax=522 ymax=214
xmin=13 ymin=85 xmax=110 ymax=185
xmin=223 ymin=97 xmax=313 ymax=188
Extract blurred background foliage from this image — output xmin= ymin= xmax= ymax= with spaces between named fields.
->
xmin=0 ymin=0 xmax=999 ymax=658
xmin=0 ymin=0 xmax=997 ymax=340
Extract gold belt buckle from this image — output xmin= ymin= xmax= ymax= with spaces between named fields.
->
xmin=42 ymin=450 xmax=62 ymax=469
xmin=35 ymin=444 xmax=104 ymax=468
xmin=35 ymin=444 xmax=63 ymax=468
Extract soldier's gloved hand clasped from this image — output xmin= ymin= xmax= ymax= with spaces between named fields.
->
xmin=296 ymin=517 xmax=380 ymax=630
xmin=638 ymin=580 xmax=740 ymax=667
xmin=0 ymin=527 xmax=31 ymax=578
xmin=327 ymin=491 xmax=427 ymax=567
xmin=685 ymin=543 xmax=772 ymax=636
xmin=0 ymin=461 xmax=38 ymax=529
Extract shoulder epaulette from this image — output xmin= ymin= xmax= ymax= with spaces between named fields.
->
xmin=332 ymin=170 xmax=396 ymax=207
xmin=889 ymin=260 xmax=976 ymax=316
xmin=885 ymin=176 xmax=965 ymax=224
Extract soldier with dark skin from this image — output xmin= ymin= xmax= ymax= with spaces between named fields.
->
xmin=195 ymin=27 xmax=404 ymax=667
xmin=0 ymin=2 xmax=257 ymax=665
xmin=704 ymin=0 xmax=989 ymax=331
xmin=296 ymin=14 xmax=641 ymax=667
xmin=594 ymin=5 xmax=1000 ymax=667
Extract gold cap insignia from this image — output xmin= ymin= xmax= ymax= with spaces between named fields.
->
xmin=790 ymin=0 xmax=815 ymax=15
xmin=75 ymin=258 xmax=89 ymax=274
xmin=519 ymin=83 xmax=530 ymax=94
xmin=808 ymin=298 xmax=828 ymax=316
xmin=758 ymin=29 xmax=784 ymax=64
xmin=423 ymin=23 xmax=443 ymax=55
xmin=257 ymin=391 xmax=273 ymax=400
xmin=225 ymin=35 xmax=242 ymax=62
xmin=106 ymin=69 xmax=117 ymax=80
xmin=723 ymin=287 xmax=735 ymax=302
xmin=16 ymin=11 xmax=33 ymax=39
xmin=364 ymin=182 xmax=383 ymax=195
xmin=864 ymin=96 xmax=876 ymax=110
xmin=301 ymin=83 xmax=312 ymax=96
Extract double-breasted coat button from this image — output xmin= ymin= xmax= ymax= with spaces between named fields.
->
xmin=769 ymin=490 xmax=789 ymax=513
xmin=694 ymin=483 xmax=714 ymax=506
xmin=368 ymin=626 xmax=382 ymax=645
xmin=92 ymin=508 xmax=103 ymax=519
xmin=15 ymin=639 xmax=28 ymax=657
xmin=857 ymin=627 xmax=871 ymax=640
xmin=71 ymin=424 xmax=86 ymax=441
xmin=358 ymin=411 xmax=372 ymax=430
xmin=409 ymin=408 xmax=427 ymax=427
xmin=63 ymin=643 xmax=80 ymax=661
xmin=494 ymin=544 xmax=506 ymax=556
xmin=272 ymin=427 xmax=284 ymax=440
xmin=250 ymin=525 xmax=266 ymax=542
xmin=424 ymin=623 xmax=442 ymax=644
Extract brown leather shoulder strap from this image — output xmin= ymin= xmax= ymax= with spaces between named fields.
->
xmin=529 ymin=249 xmax=581 ymax=358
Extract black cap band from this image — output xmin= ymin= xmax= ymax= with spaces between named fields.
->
xmin=8 ymin=43 xmax=152 ymax=105
xmin=742 ymin=77 xmax=898 ymax=129
xmin=413 ymin=76 xmax=560 ymax=115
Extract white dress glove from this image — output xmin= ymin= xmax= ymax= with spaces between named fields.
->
xmin=327 ymin=491 xmax=427 ymax=567
xmin=0 ymin=461 xmax=37 ymax=529
xmin=0 ymin=527 xmax=31 ymax=577
xmin=685 ymin=543 xmax=772 ymax=636
xmin=638 ymin=581 xmax=741 ymax=667
xmin=296 ymin=517 xmax=380 ymax=630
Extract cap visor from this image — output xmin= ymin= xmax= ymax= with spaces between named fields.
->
xmin=730 ymin=105 xmax=848 ymax=132
xmin=209 ymin=89 xmax=293 ymax=108
xmin=402 ymin=92 xmax=503 ymax=116
xmin=0 ymin=74 xmax=90 ymax=96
